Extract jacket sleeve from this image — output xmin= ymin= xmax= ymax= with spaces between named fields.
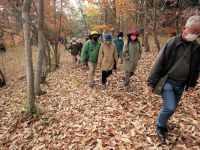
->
xmin=138 ymin=41 xmax=142 ymax=58
xmin=147 ymin=39 xmax=173 ymax=87
xmin=68 ymin=44 xmax=72 ymax=51
xmin=190 ymin=46 xmax=200 ymax=87
xmin=123 ymin=42 xmax=129 ymax=59
xmin=98 ymin=45 xmax=103 ymax=66
xmin=81 ymin=42 xmax=89 ymax=62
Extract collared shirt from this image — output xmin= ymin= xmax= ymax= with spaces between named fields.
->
xmin=168 ymin=37 xmax=192 ymax=85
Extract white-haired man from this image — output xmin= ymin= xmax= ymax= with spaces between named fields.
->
xmin=147 ymin=15 xmax=200 ymax=140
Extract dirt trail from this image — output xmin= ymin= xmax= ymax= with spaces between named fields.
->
xmin=0 ymin=46 xmax=200 ymax=149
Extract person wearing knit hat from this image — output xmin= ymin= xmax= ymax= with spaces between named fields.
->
xmin=147 ymin=15 xmax=200 ymax=141
xmin=98 ymin=33 xmax=118 ymax=88
xmin=123 ymin=28 xmax=141 ymax=91
xmin=113 ymin=32 xmax=124 ymax=64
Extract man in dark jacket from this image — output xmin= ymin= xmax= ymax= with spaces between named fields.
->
xmin=147 ymin=15 xmax=200 ymax=140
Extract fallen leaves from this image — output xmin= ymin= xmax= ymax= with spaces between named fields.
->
xmin=0 ymin=46 xmax=200 ymax=149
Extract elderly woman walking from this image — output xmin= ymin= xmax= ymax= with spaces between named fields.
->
xmin=123 ymin=29 xmax=141 ymax=90
xmin=98 ymin=33 xmax=118 ymax=88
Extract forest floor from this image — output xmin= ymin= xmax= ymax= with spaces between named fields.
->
xmin=0 ymin=42 xmax=200 ymax=150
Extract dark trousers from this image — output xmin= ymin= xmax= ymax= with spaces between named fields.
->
xmin=102 ymin=70 xmax=112 ymax=84
xmin=124 ymin=72 xmax=134 ymax=86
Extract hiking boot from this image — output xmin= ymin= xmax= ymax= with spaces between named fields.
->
xmin=102 ymin=83 xmax=107 ymax=89
xmin=156 ymin=125 xmax=167 ymax=141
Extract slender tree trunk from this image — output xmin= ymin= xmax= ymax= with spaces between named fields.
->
xmin=143 ymin=0 xmax=150 ymax=52
xmin=41 ymin=49 xmax=47 ymax=84
xmin=11 ymin=34 xmax=16 ymax=47
xmin=53 ymin=0 xmax=59 ymax=68
xmin=112 ymin=0 xmax=119 ymax=35
xmin=45 ymin=39 xmax=51 ymax=67
xmin=0 ymin=69 xmax=6 ymax=86
xmin=34 ymin=0 xmax=45 ymax=96
xmin=153 ymin=0 xmax=160 ymax=51
xmin=77 ymin=0 xmax=89 ymax=33
xmin=175 ymin=0 xmax=182 ymax=35
xmin=22 ymin=0 xmax=36 ymax=114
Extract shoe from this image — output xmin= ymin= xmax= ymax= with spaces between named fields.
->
xmin=125 ymin=85 xmax=130 ymax=91
xmin=156 ymin=125 xmax=167 ymax=141
xmin=102 ymin=84 xmax=106 ymax=89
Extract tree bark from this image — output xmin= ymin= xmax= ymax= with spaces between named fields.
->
xmin=153 ymin=0 xmax=160 ymax=51
xmin=175 ymin=0 xmax=182 ymax=35
xmin=53 ymin=0 xmax=59 ymax=68
xmin=77 ymin=0 xmax=89 ymax=33
xmin=143 ymin=0 xmax=150 ymax=52
xmin=0 ymin=69 xmax=6 ymax=86
xmin=34 ymin=0 xmax=45 ymax=96
xmin=22 ymin=0 xmax=37 ymax=114
xmin=112 ymin=0 xmax=119 ymax=35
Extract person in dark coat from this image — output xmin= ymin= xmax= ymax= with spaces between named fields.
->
xmin=113 ymin=32 xmax=124 ymax=64
xmin=147 ymin=15 xmax=200 ymax=141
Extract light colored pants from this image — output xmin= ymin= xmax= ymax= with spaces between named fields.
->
xmin=118 ymin=54 xmax=123 ymax=64
xmin=72 ymin=55 xmax=80 ymax=65
xmin=88 ymin=62 xmax=97 ymax=86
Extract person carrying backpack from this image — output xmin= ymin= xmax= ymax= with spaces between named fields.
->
xmin=68 ymin=37 xmax=81 ymax=65
xmin=123 ymin=29 xmax=141 ymax=91
xmin=81 ymin=31 xmax=101 ymax=87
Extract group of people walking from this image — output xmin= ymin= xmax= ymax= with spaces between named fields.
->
xmin=67 ymin=15 xmax=200 ymax=141
xmin=81 ymin=29 xmax=141 ymax=90
xmin=68 ymin=29 xmax=141 ymax=90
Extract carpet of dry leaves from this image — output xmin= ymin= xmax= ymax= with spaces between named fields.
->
xmin=0 ymin=43 xmax=200 ymax=150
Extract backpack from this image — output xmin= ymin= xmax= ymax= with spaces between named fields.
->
xmin=71 ymin=44 xmax=80 ymax=56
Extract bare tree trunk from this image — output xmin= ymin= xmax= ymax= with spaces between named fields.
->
xmin=143 ymin=0 xmax=150 ymax=52
xmin=0 ymin=69 xmax=6 ymax=86
xmin=22 ymin=0 xmax=36 ymax=114
xmin=41 ymin=50 xmax=47 ymax=84
xmin=53 ymin=0 xmax=59 ymax=68
xmin=34 ymin=0 xmax=45 ymax=96
xmin=45 ymin=39 xmax=51 ymax=67
xmin=153 ymin=0 xmax=160 ymax=51
xmin=11 ymin=34 xmax=16 ymax=47
xmin=77 ymin=0 xmax=89 ymax=33
xmin=112 ymin=0 xmax=119 ymax=35
xmin=175 ymin=0 xmax=182 ymax=35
